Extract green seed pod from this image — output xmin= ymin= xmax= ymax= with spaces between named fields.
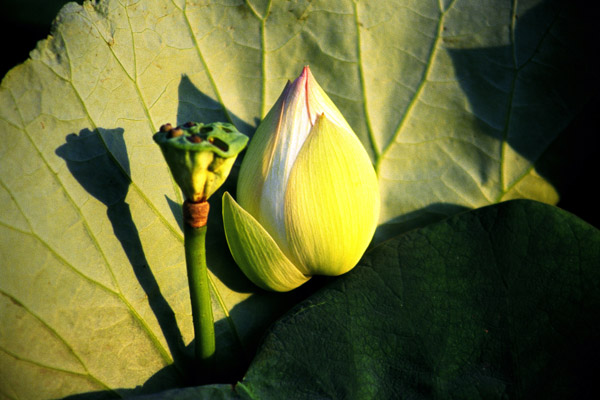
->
xmin=153 ymin=122 xmax=248 ymax=202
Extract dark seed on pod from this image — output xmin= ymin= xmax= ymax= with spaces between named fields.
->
xmin=187 ymin=135 xmax=203 ymax=143
xmin=222 ymin=127 xmax=232 ymax=133
xmin=160 ymin=123 xmax=173 ymax=133
xmin=184 ymin=122 xmax=196 ymax=128
xmin=169 ymin=128 xmax=183 ymax=138
xmin=208 ymin=137 xmax=229 ymax=152
xmin=200 ymin=126 xmax=213 ymax=134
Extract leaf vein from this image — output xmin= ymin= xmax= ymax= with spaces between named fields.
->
xmin=0 ymin=291 xmax=90 ymax=378
xmin=180 ymin=4 xmax=236 ymax=126
xmin=376 ymin=0 xmax=457 ymax=174
xmin=0 ymin=345 xmax=118 ymax=396
xmin=437 ymin=145 xmax=493 ymax=203
xmin=81 ymin=5 xmax=184 ymax=205
xmin=353 ymin=0 xmax=378 ymax=158
xmin=499 ymin=0 xmax=519 ymax=192
xmin=0 ymin=221 xmax=118 ymax=297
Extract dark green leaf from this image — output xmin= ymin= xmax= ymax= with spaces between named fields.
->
xmin=239 ymin=200 xmax=599 ymax=399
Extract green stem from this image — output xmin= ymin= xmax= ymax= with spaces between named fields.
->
xmin=184 ymin=219 xmax=215 ymax=375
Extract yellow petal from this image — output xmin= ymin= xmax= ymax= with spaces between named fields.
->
xmin=222 ymin=192 xmax=310 ymax=292
xmin=284 ymin=114 xmax=380 ymax=276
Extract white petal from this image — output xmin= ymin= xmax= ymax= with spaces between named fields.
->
xmin=256 ymin=70 xmax=312 ymax=255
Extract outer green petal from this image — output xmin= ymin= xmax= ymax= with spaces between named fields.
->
xmin=222 ymin=192 xmax=310 ymax=292
xmin=284 ymin=115 xmax=380 ymax=276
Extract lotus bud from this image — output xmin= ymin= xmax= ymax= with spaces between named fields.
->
xmin=153 ymin=121 xmax=248 ymax=203
xmin=222 ymin=66 xmax=380 ymax=292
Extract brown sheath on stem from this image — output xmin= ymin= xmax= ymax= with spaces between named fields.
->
xmin=183 ymin=200 xmax=210 ymax=228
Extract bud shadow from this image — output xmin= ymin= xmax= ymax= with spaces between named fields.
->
xmin=176 ymin=74 xmax=257 ymax=136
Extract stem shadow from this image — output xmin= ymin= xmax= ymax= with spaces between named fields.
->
xmin=55 ymin=128 xmax=189 ymax=382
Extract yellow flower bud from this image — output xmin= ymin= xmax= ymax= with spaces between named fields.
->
xmin=223 ymin=67 xmax=379 ymax=291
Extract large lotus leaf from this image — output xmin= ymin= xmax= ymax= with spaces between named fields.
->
xmin=0 ymin=0 xmax=591 ymax=398
xmin=132 ymin=200 xmax=600 ymax=399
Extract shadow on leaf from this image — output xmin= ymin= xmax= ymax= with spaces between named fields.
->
xmin=176 ymin=74 xmax=257 ymax=136
xmin=373 ymin=202 xmax=470 ymax=245
xmin=445 ymin=0 xmax=593 ymax=200
xmin=55 ymin=128 xmax=189 ymax=389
